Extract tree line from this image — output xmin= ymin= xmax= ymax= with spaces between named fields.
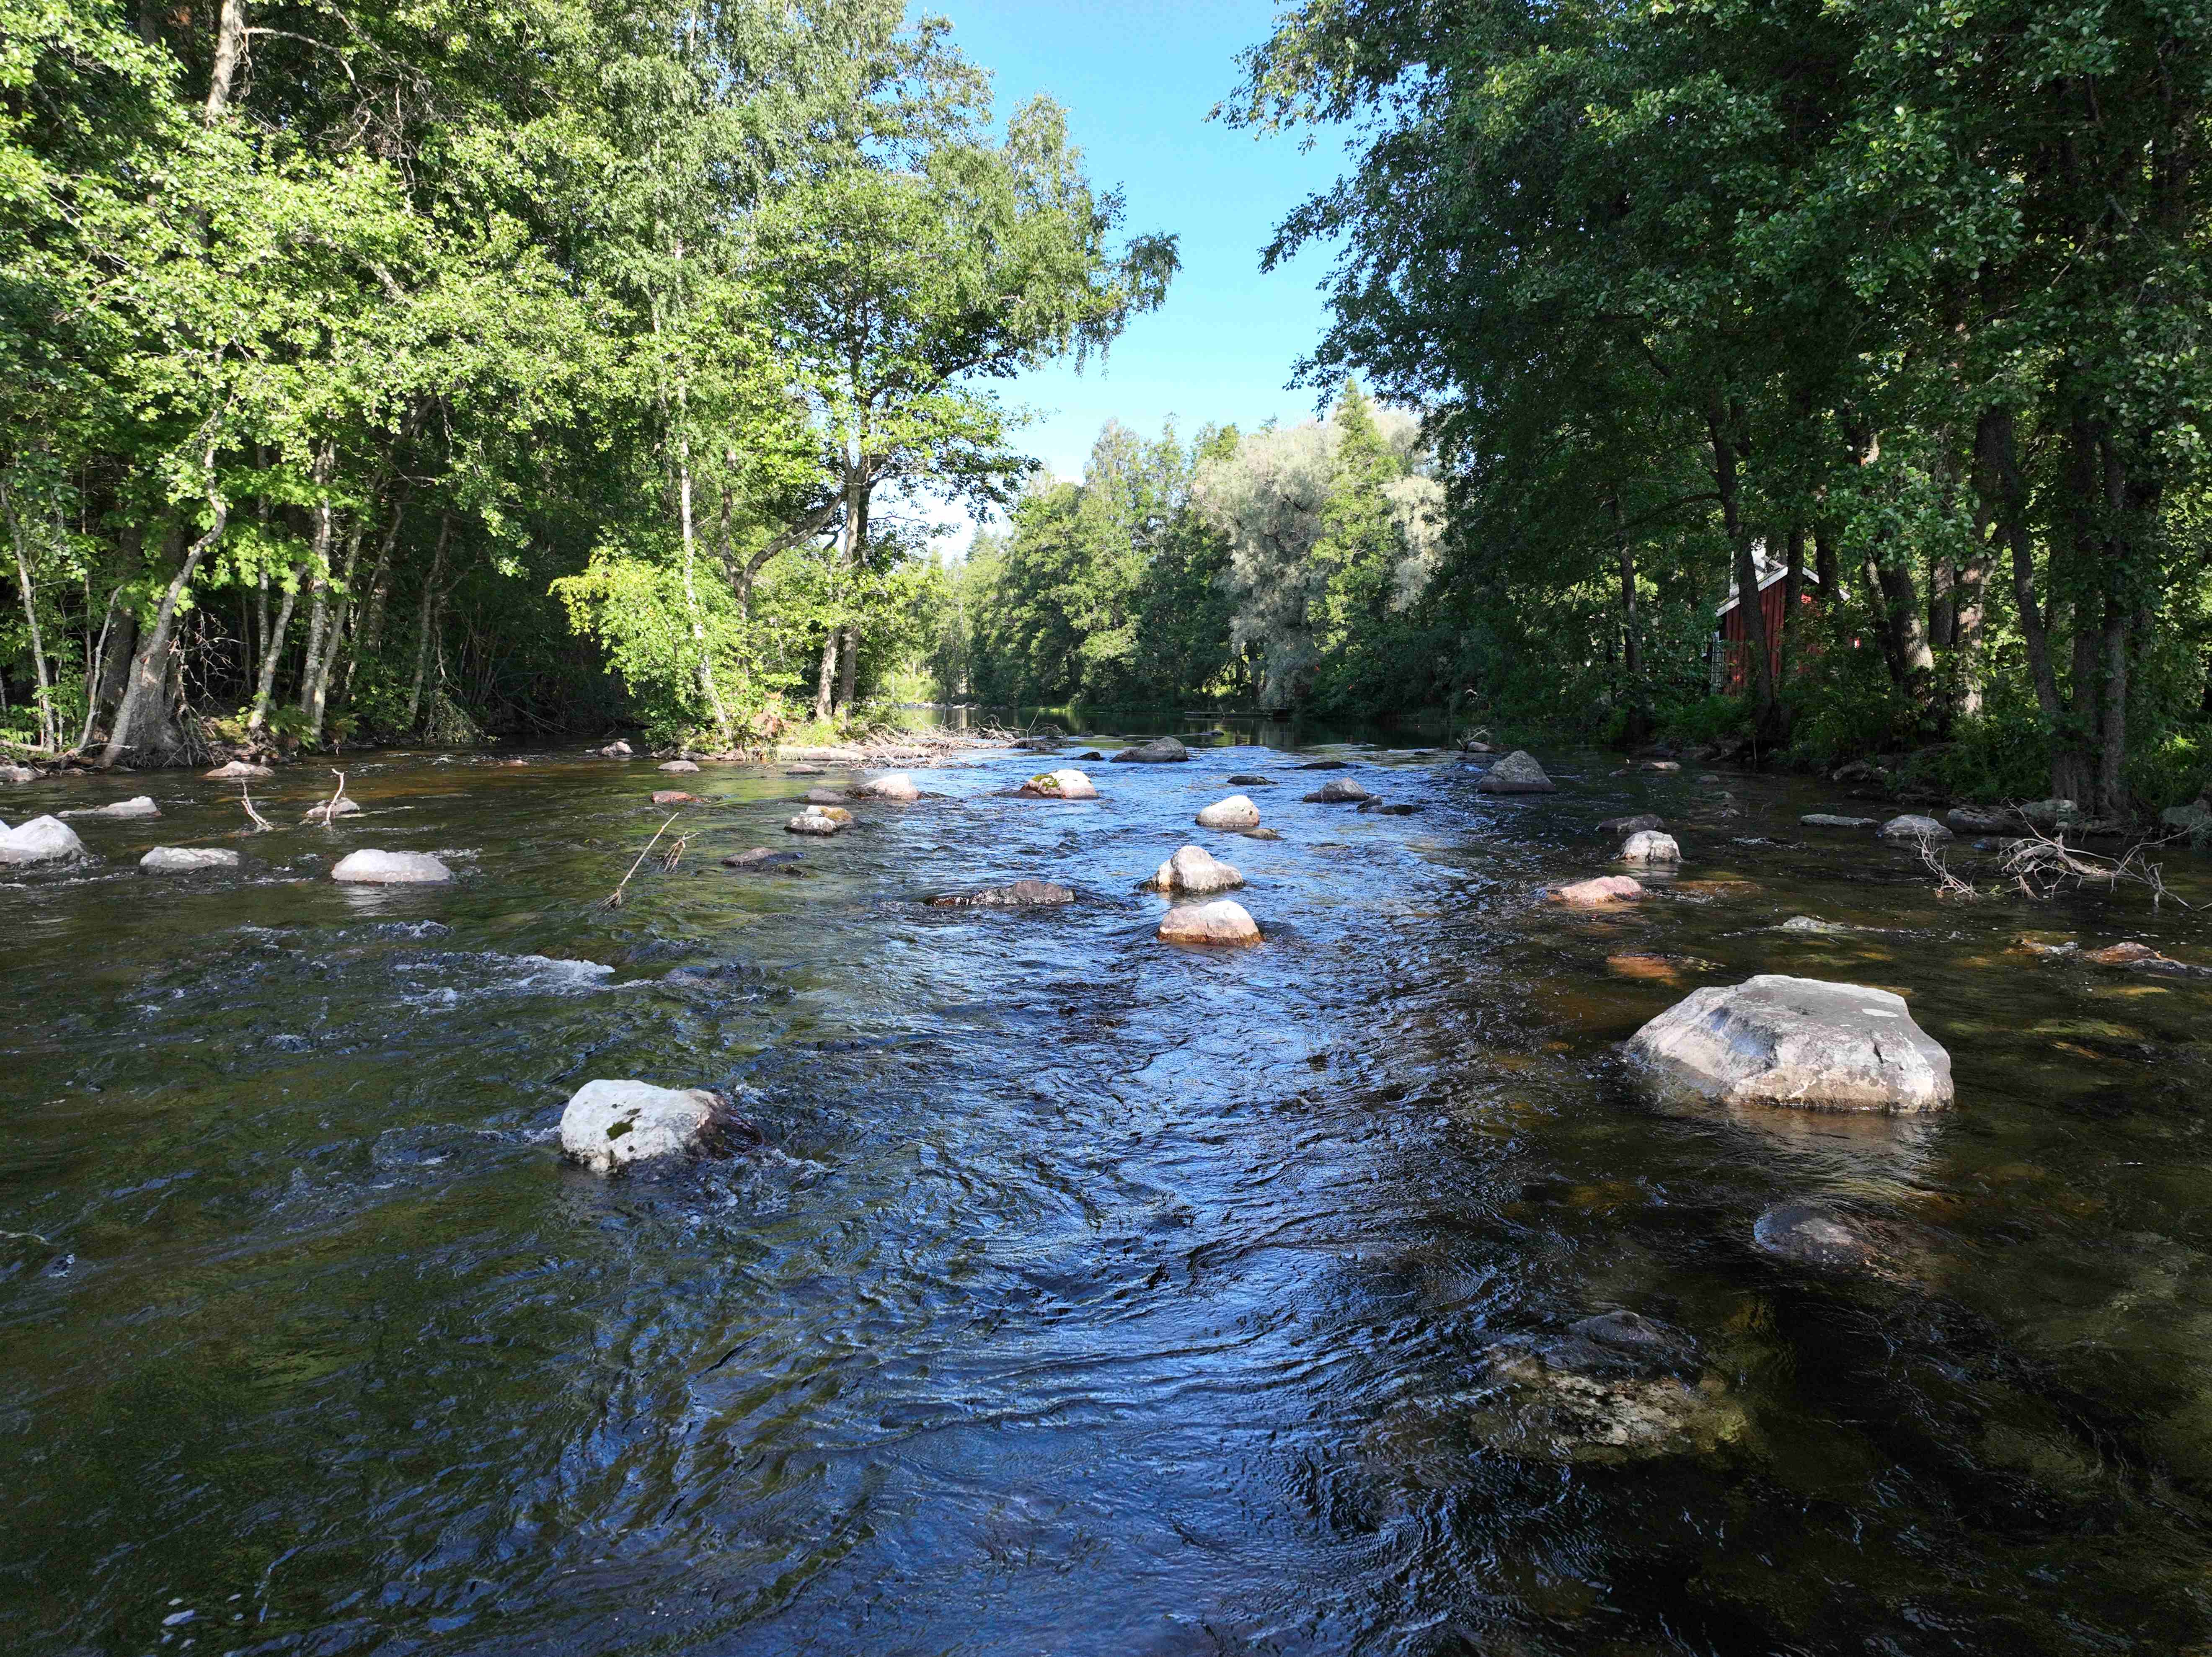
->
xmin=1190 ymin=0 xmax=2212 ymax=815
xmin=0 ymin=0 xmax=1172 ymax=764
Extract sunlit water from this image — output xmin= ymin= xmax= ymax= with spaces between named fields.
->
xmin=6 ymin=730 xmax=2212 ymax=1654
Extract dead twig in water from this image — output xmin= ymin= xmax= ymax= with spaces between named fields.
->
xmin=600 ymin=813 xmax=682 ymax=909
xmin=239 ymin=781 xmax=274 ymax=832
xmin=1999 ymin=824 xmax=2197 ymax=911
xmin=657 ymin=832 xmax=689 ymax=872
xmin=1919 ymin=841 xmax=1979 ymax=903
xmin=314 ymin=769 xmax=347 ymax=827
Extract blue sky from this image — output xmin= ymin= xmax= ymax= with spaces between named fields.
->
xmin=916 ymin=0 xmax=1354 ymax=548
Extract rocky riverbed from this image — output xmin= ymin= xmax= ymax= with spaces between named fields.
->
xmin=4 ymin=729 xmax=2212 ymax=1654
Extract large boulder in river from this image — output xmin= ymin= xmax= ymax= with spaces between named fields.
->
xmin=0 ymin=763 xmax=38 ymax=783
xmin=1626 ymin=974 xmax=1953 ymax=1112
xmin=1019 ymin=768 xmax=1098 ymax=800
xmin=658 ymin=758 xmax=699 ymax=773
xmin=929 ymin=879 xmax=1074 ymax=908
xmin=205 ymin=760 xmax=273 ymax=780
xmin=1196 ymin=794 xmax=1261 ymax=830
xmin=0 ymin=815 xmax=88 ymax=864
xmin=331 ymin=848 xmax=453 ymax=885
xmin=61 ymin=795 xmax=159 ymax=820
xmin=1157 ymin=899 xmax=1261 ymax=946
xmin=1302 ymin=777 xmax=1372 ymax=804
xmin=1879 ymin=813 xmax=1952 ymax=847
xmin=1549 ymin=875 xmax=1642 ymax=907
xmin=853 ymin=771 xmax=920 ymax=801
xmin=1111 ymin=736 xmax=1190 ymax=764
xmin=141 ymin=846 xmax=240 ymax=875
xmin=1752 ymin=1201 xmax=1879 ymax=1270
xmin=1476 ymin=750 xmax=1556 ymax=793
xmin=1620 ymin=831 xmax=1680 ymax=865
xmin=559 ymin=1079 xmax=743 ymax=1173
xmin=1145 ymin=844 xmax=1244 ymax=894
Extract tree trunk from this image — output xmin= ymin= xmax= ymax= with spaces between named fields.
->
xmin=246 ymin=563 xmax=302 ymax=733
xmin=101 ymin=496 xmax=227 ymax=769
xmin=293 ymin=445 xmax=338 ymax=739
xmin=303 ymin=494 xmax=366 ymax=739
xmin=836 ymin=478 xmax=868 ymax=711
xmin=4 ymin=481 xmax=57 ymax=751
xmin=73 ymin=585 xmax=124 ymax=751
xmin=813 ymin=629 xmax=840 ymax=722
xmin=205 ymin=0 xmax=247 ymax=121
xmin=403 ymin=515 xmax=450 ymax=733
xmin=1609 ymin=493 xmax=1645 ymax=737
xmin=1812 ymin=526 xmax=1839 ymax=597
xmin=677 ymin=437 xmax=734 ymax=746
xmin=1780 ymin=523 xmax=1805 ymax=684
xmin=1709 ymin=413 xmax=1777 ymax=734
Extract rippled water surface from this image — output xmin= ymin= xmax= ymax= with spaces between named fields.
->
xmin=7 ymin=734 xmax=2212 ymax=1654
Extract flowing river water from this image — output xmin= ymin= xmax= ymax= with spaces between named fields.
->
xmin=6 ymin=730 xmax=2212 ymax=1654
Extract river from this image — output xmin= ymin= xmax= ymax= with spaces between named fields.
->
xmin=5 ymin=730 xmax=2211 ymax=1654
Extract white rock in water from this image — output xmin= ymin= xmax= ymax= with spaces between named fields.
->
xmin=0 ymin=763 xmax=38 ymax=782
xmin=853 ymin=772 xmax=920 ymax=801
xmin=141 ymin=846 xmax=241 ymax=874
xmin=205 ymin=760 xmax=273 ymax=779
xmin=1196 ymin=794 xmax=1261 ymax=830
xmin=1146 ymin=844 xmax=1244 ymax=893
xmin=301 ymin=796 xmax=361 ymax=822
xmin=1157 ymin=899 xmax=1261 ymax=946
xmin=1625 ymin=973 xmax=1953 ymax=1112
xmin=60 ymin=795 xmax=159 ymax=820
xmin=1476 ymin=750 xmax=1556 ymax=793
xmin=1018 ymin=768 xmax=1098 ymax=800
xmin=785 ymin=808 xmax=845 ymax=835
xmin=1620 ymin=830 xmax=1680 ymax=865
xmin=1800 ymin=813 xmax=1877 ymax=829
xmin=331 ymin=848 xmax=453 ymax=884
xmin=559 ymin=1079 xmax=724 ymax=1173
xmin=0 ymin=815 xmax=87 ymax=864
xmin=658 ymin=758 xmax=699 ymax=773
xmin=1879 ymin=813 xmax=1952 ymax=846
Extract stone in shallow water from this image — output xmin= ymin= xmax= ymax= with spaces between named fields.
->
xmin=1302 ymin=777 xmax=1371 ymax=804
xmin=1225 ymin=773 xmax=1275 ymax=787
xmin=331 ymin=849 xmax=452 ymax=884
xmin=1549 ymin=875 xmax=1642 ymax=907
xmin=721 ymin=847 xmax=803 ymax=873
xmin=558 ymin=1079 xmax=751 ymax=1173
xmin=0 ymin=815 xmax=87 ymax=864
xmin=651 ymin=790 xmax=698 ymax=805
xmin=928 ymin=879 xmax=1074 ymax=908
xmin=60 ymin=795 xmax=159 ymax=820
xmin=205 ymin=759 xmax=273 ymax=779
xmin=1753 ymin=1201 xmax=1878 ymax=1270
xmin=141 ymin=846 xmax=240 ymax=874
xmin=1110 ymin=737 xmax=1189 ymax=764
xmin=1018 ymin=768 xmax=1098 ymax=800
xmin=1801 ymin=813 xmax=1877 ymax=829
xmin=1476 ymin=750 xmax=1556 ymax=793
xmin=1620 ymin=830 xmax=1680 ymax=865
xmin=1145 ymin=844 xmax=1243 ymax=893
xmin=1599 ymin=813 xmax=1665 ymax=836
xmin=1879 ymin=813 xmax=1952 ymax=846
xmin=658 ymin=758 xmax=698 ymax=772
xmin=301 ymin=796 xmax=361 ymax=822
xmin=1294 ymin=759 xmax=1348 ymax=771
xmin=1196 ymin=794 xmax=1261 ymax=830
xmin=1157 ymin=899 xmax=1261 ymax=946
xmin=601 ymin=740 xmax=634 ymax=757
xmin=786 ymin=808 xmax=847 ymax=836
xmin=1471 ymin=1321 xmax=1746 ymax=1464
xmin=1775 ymin=915 xmax=1853 ymax=934
xmin=802 ymin=787 xmax=845 ymax=805
xmin=1626 ymin=973 xmax=1953 ymax=1112
xmin=0 ymin=763 xmax=39 ymax=783
xmin=853 ymin=771 xmax=920 ymax=801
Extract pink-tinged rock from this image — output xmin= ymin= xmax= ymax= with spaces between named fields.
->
xmin=1549 ymin=875 xmax=1643 ymax=907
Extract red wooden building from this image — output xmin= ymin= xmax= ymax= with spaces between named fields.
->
xmin=1712 ymin=550 xmax=1820 ymax=693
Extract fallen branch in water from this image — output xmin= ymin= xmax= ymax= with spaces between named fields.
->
xmin=1999 ymin=825 xmax=2197 ymax=911
xmin=314 ymin=769 xmax=346 ymax=827
xmin=657 ymin=831 xmax=689 ymax=872
xmin=600 ymin=813 xmax=682 ymax=909
xmin=238 ymin=781 xmax=274 ymax=833
xmin=1919 ymin=841 xmax=1980 ymax=902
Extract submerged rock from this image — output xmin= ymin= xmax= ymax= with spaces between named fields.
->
xmin=853 ymin=772 xmax=920 ymax=802
xmin=802 ymin=786 xmax=846 ymax=805
xmin=331 ymin=849 xmax=453 ymax=885
xmin=2019 ymin=798 xmax=2081 ymax=830
xmin=1157 ymin=899 xmax=1261 ymax=946
xmin=929 ymin=879 xmax=1074 ymax=908
xmin=1620 ymin=830 xmax=1681 ymax=865
xmin=1111 ymin=737 xmax=1190 ymax=764
xmin=1303 ymin=777 xmax=1372 ymax=804
xmin=1294 ymin=759 xmax=1348 ymax=771
xmin=0 ymin=815 xmax=88 ymax=864
xmin=651 ymin=790 xmax=699 ymax=805
xmin=1946 ymin=805 xmax=2008 ymax=833
xmin=658 ymin=758 xmax=699 ymax=773
xmin=721 ymin=847 xmax=804 ymax=873
xmin=1476 ymin=750 xmax=1556 ymax=793
xmin=1879 ymin=813 xmax=1952 ymax=846
xmin=1626 ymin=973 xmax=1953 ymax=1112
xmin=1196 ymin=794 xmax=1261 ymax=830
xmin=785 ymin=808 xmax=848 ymax=836
xmin=141 ymin=846 xmax=240 ymax=875
xmin=1243 ymin=826 xmax=1283 ymax=840
xmin=1145 ymin=844 xmax=1244 ymax=894
xmin=558 ymin=1079 xmax=750 ymax=1174
xmin=61 ymin=795 xmax=159 ymax=820
xmin=205 ymin=760 xmax=273 ymax=780
xmin=1800 ymin=813 xmax=1878 ymax=829
xmin=1775 ymin=915 xmax=1854 ymax=934
xmin=1018 ymin=768 xmax=1098 ymax=800
xmin=1599 ymin=813 xmax=1665 ymax=836
xmin=1472 ymin=1316 xmax=1746 ymax=1464
xmin=1753 ymin=1201 xmax=1879 ymax=1270
xmin=1360 ymin=800 xmax=1420 ymax=815
xmin=1548 ymin=875 xmax=1643 ymax=907
xmin=1225 ymin=773 xmax=1276 ymax=787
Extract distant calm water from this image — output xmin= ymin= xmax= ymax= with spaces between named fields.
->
xmin=5 ymin=739 xmax=2210 ymax=1654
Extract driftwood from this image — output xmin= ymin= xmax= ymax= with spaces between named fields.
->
xmin=600 ymin=813 xmax=682 ymax=909
xmin=1999 ymin=826 xmax=2196 ymax=911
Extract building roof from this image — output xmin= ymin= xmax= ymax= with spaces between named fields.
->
xmin=1714 ymin=544 xmax=1820 ymax=617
